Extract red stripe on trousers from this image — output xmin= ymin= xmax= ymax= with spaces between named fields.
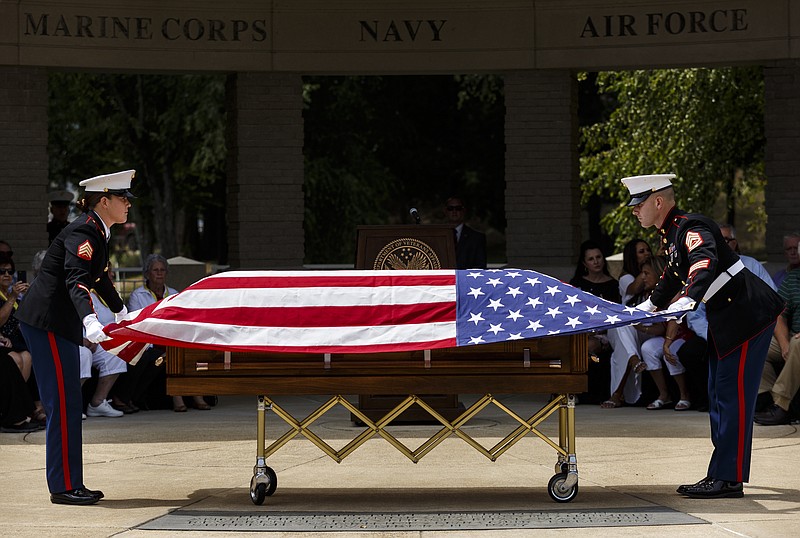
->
xmin=736 ymin=340 xmax=749 ymax=483
xmin=47 ymin=332 xmax=72 ymax=490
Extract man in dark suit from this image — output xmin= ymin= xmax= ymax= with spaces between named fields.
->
xmin=445 ymin=196 xmax=487 ymax=270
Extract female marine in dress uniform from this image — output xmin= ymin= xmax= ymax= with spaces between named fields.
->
xmin=16 ymin=170 xmax=134 ymax=506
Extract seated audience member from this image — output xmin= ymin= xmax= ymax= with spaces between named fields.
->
xmin=601 ymin=256 xmax=664 ymax=408
xmin=569 ymin=240 xmax=621 ymax=302
xmin=80 ymin=269 xmax=127 ymax=418
xmin=1 ymin=337 xmax=44 ymax=433
xmin=569 ymin=240 xmax=620 ymax=404
xmin=772 ymin=232 xmax=800 ymax=289
xmin=755 ymin=268 xmax=800 ymax=425
xmin=127 ymin=254 xmax=210 ymax=412
xmin=640 ymin=318 xmax=695 ymax=411
xmin=0 ymin=256 xmax=44 ymax=425
xmin=617 ymin=238 xmax=653 ymax=306
xmin=719 ymin=223 xmax=777 ymax=288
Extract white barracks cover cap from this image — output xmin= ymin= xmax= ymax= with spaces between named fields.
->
xmin=79 ymin=170 xmax=136 ymax=198
xmin=621 ymin=174 xmax=675 ymax=206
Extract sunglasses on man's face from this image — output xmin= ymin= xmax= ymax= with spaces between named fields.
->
xmin=446 ymin=205 xmax=464 ymax=212
xmin=0 ymin=269 xmax=13 ymax=275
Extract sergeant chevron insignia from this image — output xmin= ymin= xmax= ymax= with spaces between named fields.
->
xmin=77 ymin=240 xmax=94 ymax=260
xmin=685 ymin=231 xmax=703 ymax=252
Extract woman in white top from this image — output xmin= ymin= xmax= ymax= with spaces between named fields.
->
xmin=128 ymin=254 xmax=209 ymax=412
xmin=618 ymin=238 xmax=653 ymax=305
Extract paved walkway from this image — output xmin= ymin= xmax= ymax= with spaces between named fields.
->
xmin=1 ymin=394 xmax=798 ymax=537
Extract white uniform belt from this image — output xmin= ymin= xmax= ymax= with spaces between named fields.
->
xmin=702 ymin=259 xmax=745 ymax=303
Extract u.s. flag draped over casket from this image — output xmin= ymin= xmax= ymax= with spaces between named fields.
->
xmin=101 ymin=269 xmax=691 ymax=362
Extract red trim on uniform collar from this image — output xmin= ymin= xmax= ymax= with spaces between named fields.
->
xmin=657 ymin=206 xmax=683 ymax=235
xmin=85 ymin=211 xmax=107 ymax=240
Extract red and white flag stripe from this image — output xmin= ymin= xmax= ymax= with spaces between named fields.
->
xmin=103 ymin=270 xmax=458 ymax=358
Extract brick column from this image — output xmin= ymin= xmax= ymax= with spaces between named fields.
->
xmin=764 ymin=61 xmax=800 ymax=267
xmin=225 ymin=73 xmax=304 ymax=269
xmin=0 ymin=67 xmax=48 ymax=271
xmin=504 ymin=70 xmax=580 ymax=279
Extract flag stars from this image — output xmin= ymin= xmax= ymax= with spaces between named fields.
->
xmin=527 ymin=319 xmax=543 ymax=332
xmin=469 ymin=336 xmax=485 ymax=345
xmin=526 ymin=296 xmax=543 ymax=308
xmin=506 ymin=287 xmax=522 ymax=298
xmin=486 ymin=278 xmax=503 ymax=287
xmin=564 ymin=294 xmax=581 ymax=306
xmin=545 ymin=286 xmax=562 ymax=296
xmin=525 ymin=277 xmax=541 ymax=287
xmin=468 ymin=312 xmax=485 ymax=325
xmin=468 ymin=287 xmax=485 ymax=298
xmin=604 ymin=315 xmax=621 ymax=324
xmin=546 ymin=307 xmax=562 ymax=318
xmin=505 ymin=271 xmax=522 ymax=278
xmin=584 ymin=305 xmax=601 ymax=315
xmin=467 ymin=272 xmax=483 ymax=279
xmin=507 ymin=309 xmax=523 ymax=321
xmin=565 ymin=316 xmax=583 ymax=328
xmin=487 ymin=323 xmax=504 ymax=335
xmin=487 ymin=298 xmax=504 ymax=311
xmin=507 ymin=333 xmax=524 ymax=340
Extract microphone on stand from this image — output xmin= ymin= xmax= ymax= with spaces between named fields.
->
xmin=409 ymin=207 xmax=421 ymax=225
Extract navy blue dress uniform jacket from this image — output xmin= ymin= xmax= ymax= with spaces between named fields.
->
xmin=649 ymin=207 xmax=783 ymax=357
xmin=17 ymin=211 xmax=123 ymax=343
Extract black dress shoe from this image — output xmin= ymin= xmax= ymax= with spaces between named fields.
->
xmin=684 ymin=479 xmax=743 ymax=499
xmin=677 ymin=476 xmax=713 ymax=495
xmin=754 ymin=404 xmax=792 ymax=426
xmin=85 ymin=488 xmax=104 ymax=499
xmin=50 ymin=487 xmax=101 ymax=505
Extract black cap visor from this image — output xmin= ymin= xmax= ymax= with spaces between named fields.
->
xmin=626 ymin=185 xmax=670 ymax=207
xmin=106 ymin=188 xmax=136 ymax=199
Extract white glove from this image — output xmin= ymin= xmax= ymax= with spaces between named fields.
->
xmin=667 ymin=296 xmax=696 ymax=313
xmin=635 ymin=298 xmax=656 ymax=312
xmin=114 ymin=305 xmax=129 ymax=323
xmin=83 ymin=313 xmax=111 ymax=343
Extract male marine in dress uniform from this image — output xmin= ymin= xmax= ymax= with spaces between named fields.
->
xmin=623 ymin=174 xmax=783 ymax=499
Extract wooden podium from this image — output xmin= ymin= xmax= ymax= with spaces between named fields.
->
xmin=354 ymin=224 xmax=464 ymax=423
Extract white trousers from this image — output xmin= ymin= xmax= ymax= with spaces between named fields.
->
xmin=641 ymin=336 xmax=687 ymax=376
xmin=79 ymin=345 xmax=127 ymax=379
xmin=606 ymin=325 xmax=652 ymax=404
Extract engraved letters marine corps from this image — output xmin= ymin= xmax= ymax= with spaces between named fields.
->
xmin=373 ymin=238 xmax=441 ymax=270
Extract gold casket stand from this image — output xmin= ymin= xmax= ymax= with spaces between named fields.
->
xmin=167 ymin=333 xmax=588 ymax=504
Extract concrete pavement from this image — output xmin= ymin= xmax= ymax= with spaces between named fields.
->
xmin=1 ymin=394 xmax=798 ymax=537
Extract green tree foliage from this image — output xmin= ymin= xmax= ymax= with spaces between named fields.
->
xmin=48 ymin=73 xmax=227 ymax=261
xmin=302 ymin=75 xmax=505 ymax=264
xmin=580 ymin=67 xmax=765 ymax=250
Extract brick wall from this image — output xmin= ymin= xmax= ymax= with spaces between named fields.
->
xmin=764 ymin=61 xmax=800 ymax=267
xmin=0 ymin=66 xmax=49 ymax=271
xmin=225 ymin=73 xmax=305 ymax=269
xmin=504 ymin=70 xmax=580 ymax=278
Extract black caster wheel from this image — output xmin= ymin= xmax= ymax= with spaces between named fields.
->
xmin=548 ymin=472 xmax=578 ymax=503
xmin=250 ymin=468 xmax=278 ymax=505
xmin=250 ymin=481 xmax=266 ymax=505
xmin=265 ymin=467 xmax=278 ymax=497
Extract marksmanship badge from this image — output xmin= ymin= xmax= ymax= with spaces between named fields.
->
xmin=373 ymin=238 xmax=441 ymax=270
